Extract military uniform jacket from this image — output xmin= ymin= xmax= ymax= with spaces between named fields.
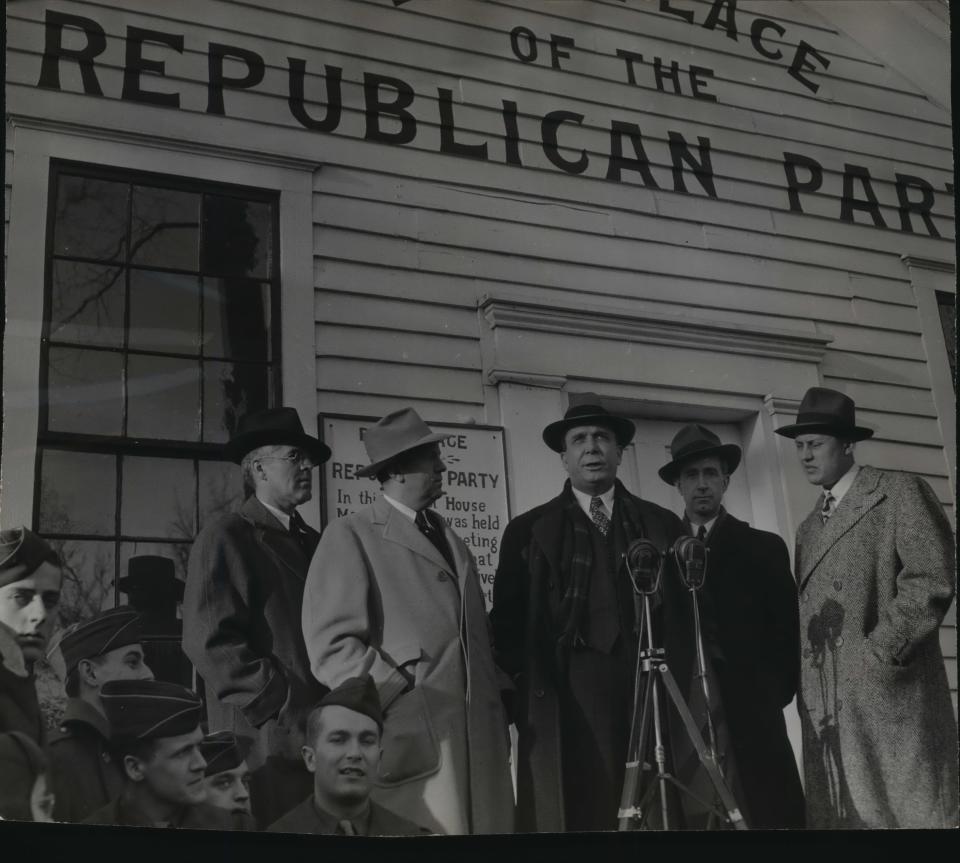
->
xmin=84 ymin=791 xmax=255 ymax=830
xmin=267 ymin=796 xmax=430 ymax=836
xmin=47 ymin=698 xmax=124 ymax=823
xmin=0 ymin=665 xmax=43 ymax=744
xmin=795 ymin=466 xmax=958 ymax=828
xmin=183 ymin=496 xmax=326 ymax=768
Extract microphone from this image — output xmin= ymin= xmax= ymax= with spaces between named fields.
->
xmin=623 ymin=539 xmax=663 ymax=595
xmin=671 ymin=535 xmax=708 ymax=590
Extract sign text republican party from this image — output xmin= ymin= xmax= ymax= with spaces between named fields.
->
xmin=319 ymin=415 xmax=510 ymax=609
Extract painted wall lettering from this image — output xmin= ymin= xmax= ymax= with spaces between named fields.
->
xmin=33 ymin=10 xmax=947 ymax=237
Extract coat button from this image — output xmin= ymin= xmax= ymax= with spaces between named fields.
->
xmin=833 ymin=580 xmax=842 ymax=592
xmin=437 ymin=571 xmax=448 ymax=581
xmin=534 ymin=688 xmax=545 ymax=698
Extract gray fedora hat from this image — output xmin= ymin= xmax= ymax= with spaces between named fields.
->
xmin=356 ymin=408 xmax=447 ymax=478
xmin=774 ymin=387 xmax=873 ymax=441
xmin=658 ymin=424 xmax=742 ymax=485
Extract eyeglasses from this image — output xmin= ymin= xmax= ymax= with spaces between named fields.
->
xmin=256 ymin=450 xmax=317 ymax=469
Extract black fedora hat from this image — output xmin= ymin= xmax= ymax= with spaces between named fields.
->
xmin=658 ymin=424 xmax=742 ymax=485
xmin=774 ymin=387 xmax=874 ymax=441
xmin=117 ymin=556 xmax=184 ymax=603
xmin=224 ymin=407 xmax=332 ymax=465
xmin=542 ymin=404 xmax=635 ymax=453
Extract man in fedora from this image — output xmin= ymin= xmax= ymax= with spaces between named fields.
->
xmin=302 ymin=407 xmax=514 ymax=834
xmin=268 ymin=675 xmax=430 ymax=836
xmin=84 ymin=679 xmax=254 ymax=830
xmin=660 ymin=424 xmax=804 ymax=828
xmin=183 ymin=406 xmax=331 ymax=826
xmin=118 ymin=555 xmax=191 ymax=687
xmin=47 ymin=607 xmax=154 ymax=822
xmin=491 ymin=404 xmax=709 ymax=832
xmin=776 ymin=386 xmax=957 ymax=828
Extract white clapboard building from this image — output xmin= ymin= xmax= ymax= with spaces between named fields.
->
xmin=2 ymin=0 xmax=956 ymax=760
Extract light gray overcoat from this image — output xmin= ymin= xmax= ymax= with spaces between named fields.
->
xmin=302 ymin=496 xmax=514 ymax=835
xmin=795 ymin=465 xmax=958 ymax=828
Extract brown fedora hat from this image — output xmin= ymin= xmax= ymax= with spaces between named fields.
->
xmin=774 ymin=387 xmax=873 ymax=441
xmin=356 ymin=408 xmax=448 ymax=478
xmin=658 ymin=424 xmax=742 ymax=485
xmin=224 ymin=407 xmax=332 ymax=465
xmin=542 ymin=404 xmax=635 ymax=453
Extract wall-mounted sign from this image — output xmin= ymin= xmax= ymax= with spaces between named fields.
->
xmin=318 ymin=414 xmax=510 ymax=609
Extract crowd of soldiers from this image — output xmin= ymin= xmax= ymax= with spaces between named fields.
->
xmin=1 ymin=386 xmax=957 ymax=833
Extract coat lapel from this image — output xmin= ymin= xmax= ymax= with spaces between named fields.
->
xmin=529 ymin=492 xmax=569 ymax=581
xmin=798 ymin=466 xmax=885 ymax=591
xmin=241 ymin=497 xmax=308 ymax=581
xmin=375 ymin=497 xmax=452 ymax=574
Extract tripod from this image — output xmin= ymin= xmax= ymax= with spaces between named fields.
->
xmin=617 ymin=540 xmax=746 ymax=831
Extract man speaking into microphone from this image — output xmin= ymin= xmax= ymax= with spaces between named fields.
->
xmin=660 ymin=424 xmax=804 ymax=829
xmin=491 ymin=404 xmax=720 ymax=832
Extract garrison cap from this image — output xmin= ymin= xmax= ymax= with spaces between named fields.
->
xmin=199 ymin=731 xmax=252 ymax=776
xmin=101 ymin=679 xmax=202 ymax=741
xmin=58 ymin=607 xmax=143 ymax=675
xmin=316 ymin=674 xmax=383 ymax=730
xmin=0 ymin=527 xmax=60 ymax=589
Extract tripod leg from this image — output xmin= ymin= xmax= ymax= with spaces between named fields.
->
xmin=618 ymin=660 xmax=656 ymax=829
xmin=658 ymin=665 xmax=747 ymax=830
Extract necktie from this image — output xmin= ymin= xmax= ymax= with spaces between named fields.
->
xmin=289 ymin=512 xmax=314 ymax=558
xmin=415 ymin=509 xmax=456 ymax=572
xmin=696 ymin=524 xmax=707 ymax=542
xmin=820 ymin=491 xmax=835 ymax=524
xmin=589 ymin=496 xmax=610 ymax=536
xmin=337 ymin=819 xmax=357 ymax=835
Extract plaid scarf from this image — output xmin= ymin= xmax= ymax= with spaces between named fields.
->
xmin=555 ymin=479 xmax=645 ymax=659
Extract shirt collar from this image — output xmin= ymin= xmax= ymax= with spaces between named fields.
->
xmin=825 ymin=463 xmax=860 ymax=505
xmin=311 ymin=798 xmax=372 ymax=835
xmin=683 ymin=505 xmax=725 ymax=540
xmin=570 ymin=484 xmax=615 ymax=519
xmin=382 ymin=493 xmax=417 ymax=522
xmin=256 ymin=495 xmax=291 ymax=530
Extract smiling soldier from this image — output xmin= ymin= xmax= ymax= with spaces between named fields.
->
xmin=491 ymin=404 xmax=719 ymax=832
xmin=47 ymin=607 xmax=154 ymax=822
xmin=269 ymin=676 xmax=429 ymax=835
xmin=84 ymin=679 xmax=254 ymax=829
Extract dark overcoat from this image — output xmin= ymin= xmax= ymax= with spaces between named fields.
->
xmin=267 ymin=796 xmax=431 ymax=835
xmin=701 ymin=510 xmax=805 ymax=828
xmin=0 ymin=665 xmax=43 ymax=744
xmin=795 ymin=466 xmax=958 ymax=828
xmin=47 ymin=698 xmax=124 ymax=822
xmin=183 ymin=496 xmax=326 ymax=770
xmin=491 ymin=482 xmax=716 ymax=833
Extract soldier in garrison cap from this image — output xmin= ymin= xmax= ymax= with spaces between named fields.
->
xmin=0 ymin=528 xmax=62 ymax=745
xmin=84 ymin=679 xmax=255 ymax=830
xmin=46 ymin=607 xmax=154 ymax=822
xmin=269 ymin=675 xmax=430 ymax=836
xmin=199 ymin=731 xmax=254 ymax=818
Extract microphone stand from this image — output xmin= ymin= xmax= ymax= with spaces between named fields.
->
xmin=617 ymin=540 xmax=746 ymax=831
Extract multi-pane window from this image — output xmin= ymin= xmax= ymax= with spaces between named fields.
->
xmin=37 ymin=162 xmax=280 ymax=629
